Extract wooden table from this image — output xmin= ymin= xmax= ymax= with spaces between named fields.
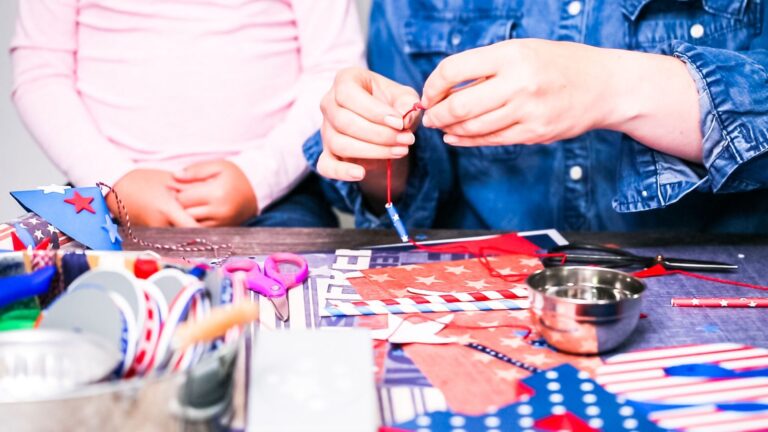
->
xmin=123 ymin=228 xmax=768 ymax=430
xmin=125 ymin=227 xmax=768 ymax=256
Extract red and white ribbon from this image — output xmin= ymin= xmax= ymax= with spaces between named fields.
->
xmin=671 ymin=297 xmax=768 ymax=308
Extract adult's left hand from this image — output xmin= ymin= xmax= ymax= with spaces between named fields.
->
xmin=419 ymin=38 xmax=701 ymax=161
xmin=173 ymin=160 xmax=258 ymax=227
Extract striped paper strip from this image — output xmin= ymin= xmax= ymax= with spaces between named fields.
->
xmin=320 ymin=299 xmax=529 ymax=317
xmin=329 ymin=288 xmax=528 ymax=309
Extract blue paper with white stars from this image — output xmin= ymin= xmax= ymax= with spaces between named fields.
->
xmin=394 ymin=364 xmax=662 ymax=432
xmin=10 ymin=185 xmax=122 ymax=251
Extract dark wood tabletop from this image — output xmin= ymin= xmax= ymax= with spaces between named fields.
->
xmin=124 ymin=227 xmax=768 ymax=257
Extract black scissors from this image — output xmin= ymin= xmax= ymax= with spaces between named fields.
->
xmin=541 ymin=243 xmax=738 ymax=272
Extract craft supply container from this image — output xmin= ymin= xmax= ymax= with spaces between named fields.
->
xmin=0 ymin=251 xmax=240 ymax=432
xmin=527 ymin=266 xmax=645 ymax=354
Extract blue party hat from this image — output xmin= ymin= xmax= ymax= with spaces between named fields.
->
xmin=10 ymin=185 xmax=122 ymax=251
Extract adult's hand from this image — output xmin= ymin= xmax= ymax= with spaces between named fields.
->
xmin=317 ymin=67 xmax=421 ymax=207
xmin=420 ymin=39 xmax=701 ymax=162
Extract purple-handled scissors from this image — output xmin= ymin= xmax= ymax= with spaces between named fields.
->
xmin=223 ymin=253 xmax=309 ymax=321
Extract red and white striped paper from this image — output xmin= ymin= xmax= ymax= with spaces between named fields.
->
xmin=596 ymin=343 xmax=768 ymax=431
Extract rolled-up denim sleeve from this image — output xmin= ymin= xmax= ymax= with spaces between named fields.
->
xmin=303 ymin=128 xmax=447 ymax=229
xmin=614 ymin=42 xmax=768 ymax=212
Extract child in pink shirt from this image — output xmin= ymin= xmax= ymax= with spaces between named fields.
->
xmin=11 ymin=0 xmax=364 ymax=227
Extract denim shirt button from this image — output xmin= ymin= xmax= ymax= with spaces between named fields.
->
xmin=567 ymin=1 xmax=583 ymax=16
xmin=451 ymin=32 xmax=462 ymax=47
xmin=690 ymin=24 xmax=705 ymax=39
xmin=569 ymin=165 xmax=583 ymax=181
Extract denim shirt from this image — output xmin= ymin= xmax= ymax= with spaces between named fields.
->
xmin=304 ymin=0 xmax=768 ymax=232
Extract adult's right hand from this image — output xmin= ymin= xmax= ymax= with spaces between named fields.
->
xmin=107 ymin=169 xmax=200 ymax=228
xmin=317 ymin=67 xmax=421 ymax=183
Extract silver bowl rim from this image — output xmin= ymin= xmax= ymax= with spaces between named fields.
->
xmin=526 ymin=265 xmax=646 ymax=306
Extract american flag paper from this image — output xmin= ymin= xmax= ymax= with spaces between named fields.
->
xmin=595 ymin=343 xmax=768 ymax=431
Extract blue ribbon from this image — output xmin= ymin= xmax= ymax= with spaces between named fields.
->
xmin=0 ymin=265 xmax=56 ymax=308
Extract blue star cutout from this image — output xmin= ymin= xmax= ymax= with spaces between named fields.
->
xmin=101 ymin=215 xmax=122 ymax=244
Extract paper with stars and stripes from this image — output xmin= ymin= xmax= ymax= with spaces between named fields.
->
xmin=595 ymin=343 xmax=768 ymax=431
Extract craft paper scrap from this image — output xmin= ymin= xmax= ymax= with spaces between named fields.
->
xmin=349 ymin=255 xmax=602 ymax=414
xmin=393 ymin=363 xmax=662 ymax=432
xmin=10 ymin=186 xmax=121 ymax=250
xmin=596 ymin=343 xmax=768 ymax=431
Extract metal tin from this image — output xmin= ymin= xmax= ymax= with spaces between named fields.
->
xmin=527 ymin=266 xmax=645 ymax=354
xmin=0 ymin=329 xmax=121 ymax=402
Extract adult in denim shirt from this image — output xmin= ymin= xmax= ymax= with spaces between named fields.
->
xmin=304 ymin=0 xmax=768 ymax=233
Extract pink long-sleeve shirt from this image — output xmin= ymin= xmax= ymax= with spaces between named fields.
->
xmin=11 ymin=0 xmax=364 ymax=210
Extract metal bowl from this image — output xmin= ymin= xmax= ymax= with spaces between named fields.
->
xmin=527 ymin=266 xmax=645 ymax=354
xmin=0 ymin=329 xmax=122 ymax=402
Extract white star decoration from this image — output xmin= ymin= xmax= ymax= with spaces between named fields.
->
xmin=414 ymin=275 xmax=443 ymax=286
xmin=495 ymin=368 xmax=522 ymax=381
xmin=36 ymin=184 xmax=71 ymax=194
xmin=399 ymin=264 xmax=423 ymax=271
xmin=46 ymin=224 xmax=58 ymax=234
xmin=500 ymin=337 xmax=527 ymax=348
xmin=465 ymin=279 xmax=490 ymax=290
xmin=478 ymin=320 xmax=500 ymax=332
xmin=369 ymin=273 xmax=395 ymax=283
xmin=720 ymin=299 xmax=729 ymax=307
xmin=33 ymin=230 xmax=44 ymax=240
xmin=444 ymin=265 xmax=470 ymax=275
xmin=519 ymin=258 xmax=540 ymax=267
xmin=371 ymin=314 xmax=455 ymax=344
xmin=522 ymin=353 xmax=548 ymax=364
xmin=691 ymin=298 xmax=700 ymax=306
xmin=27 ymin=217 xmax=40 ymax=225
xmin=471 ymin=352 xmax=494 ymax=364
xmin=452 ymin=333 xmax=477 ymax=345
xmin=748 ymin=301 xmax=758 ymax=307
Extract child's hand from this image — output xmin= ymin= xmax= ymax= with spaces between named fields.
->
xmin=108 ymin=169 xmax=200 ymax=227
xmin=317 ymin=67 xmax=420 ymax=182
xmin=173 ymin=160 xmax=258 ymax=227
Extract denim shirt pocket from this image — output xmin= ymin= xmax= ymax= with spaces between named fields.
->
xmin=622 ymin=0 xmax=762 ymax=51
xmin=402 ymin=6 xmax=524 ymax=159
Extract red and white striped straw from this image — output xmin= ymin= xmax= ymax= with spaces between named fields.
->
xmin=671 ymin=297 xmax=768 ymax=308
xmin=329 ymin=288 xmax=528 ymax=309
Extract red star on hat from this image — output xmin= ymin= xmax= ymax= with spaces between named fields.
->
xmin=63 ymin=191 xmax=95 ymax=214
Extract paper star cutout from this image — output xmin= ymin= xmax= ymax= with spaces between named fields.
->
xmin=371 ymin=314 xmax=455 ymax=344
xmin=368 ymin=273 xmax=394 ymax=283
xmin=414 ymin=275 xmax=443 ymax=286
xmin=101 ymin=215 xmax=122 ymax=244
xmin=399 ymin=264 xmax=423 ymax=271
xmin=444 ymin=265 xmax=470 ymax=275
xmin=37 ymin=184 xmax=71 ymax=194
xmin=64 ymin=191 xmax=95 ymax=214
xmin=33 ymin=229 xmax=44 ymax=240
xmin=691 ymin=298 xmax=700 ymax=305
xmin=465 ymin=279 xmax=490 ymax=290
